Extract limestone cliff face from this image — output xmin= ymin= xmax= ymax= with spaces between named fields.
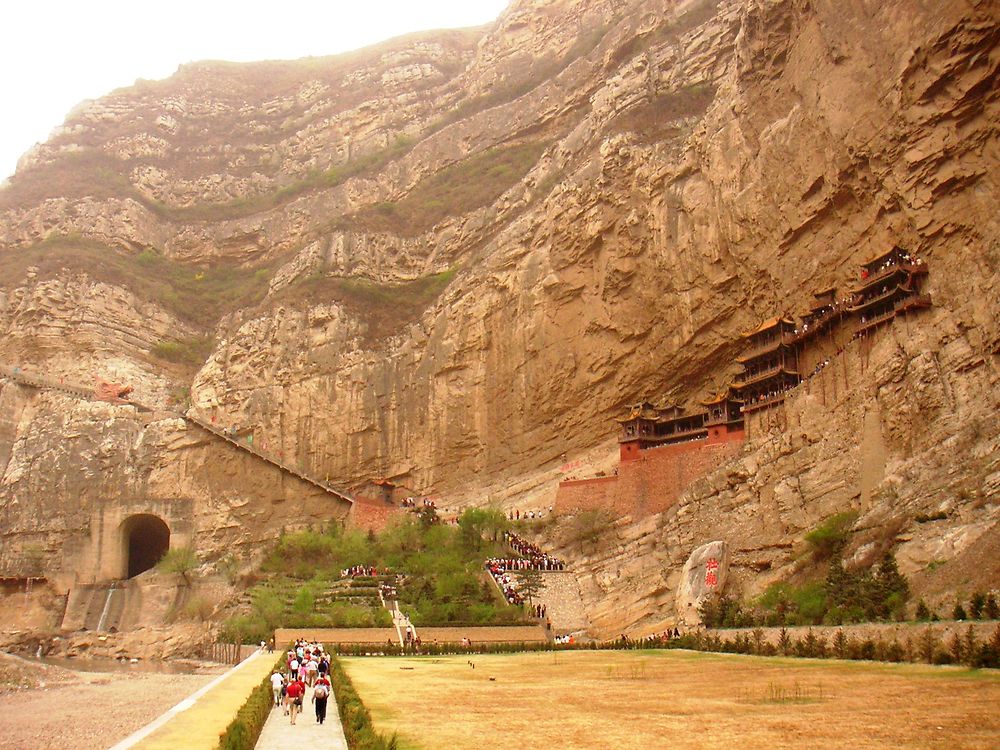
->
xmin=0 ymin=0 xmax=998 ymax=620
xmin=539 ymin=321 xmax=1000 ymax=637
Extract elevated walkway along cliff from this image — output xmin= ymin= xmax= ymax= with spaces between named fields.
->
xmin=0 ymin=363 xmax=354 ymax=505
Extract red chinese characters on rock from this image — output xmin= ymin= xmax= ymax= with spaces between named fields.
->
xmin=705 ymin=558 xmax=719 ymax=588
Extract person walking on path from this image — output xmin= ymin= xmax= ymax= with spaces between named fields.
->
xmin=313 ymin=675 xmax=332 ymax=724
xmin=269 ymin=670 xmax=285 ymax=708
xmin=305 ymin=656 xmax=319 ymax=687
xmin=286 ymin=678 xmax=305 ymax=725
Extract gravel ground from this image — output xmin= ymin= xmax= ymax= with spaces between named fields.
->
xmin=0 ymin=654 xmax=220 ymax=750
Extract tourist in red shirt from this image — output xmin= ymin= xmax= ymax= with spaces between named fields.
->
xmin=285 ymin=678 xmax=305 ymax=724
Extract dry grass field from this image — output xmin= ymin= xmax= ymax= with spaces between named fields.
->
xmin=342 ymin=649 xmax=1000 ymax=750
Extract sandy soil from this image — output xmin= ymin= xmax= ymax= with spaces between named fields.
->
xmin=0 ymin=653 xmax=221 ymax=750
xmin=344 ymin=650 xmax=1000 ymax=750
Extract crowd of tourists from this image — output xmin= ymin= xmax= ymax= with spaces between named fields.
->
xmin=507 ymin=508 xmax=551 ymax=520
xmin=269 ymin=639 xmax=334 ymax=726
xmin=401 ymin=496 xmax=437 ymax=509
xmin=485 ymin=559 xmax=525 ymax=605
xmin=617 ymin=628 xmax=683 ymax=647
xmin=503 ymin=531 xmax=565 ymax=570
xmin=341 ymin=564 xmax=386 ymax=578
xmin=484 ymin=532 xmax=565 ymax=608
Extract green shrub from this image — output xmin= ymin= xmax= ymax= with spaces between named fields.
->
xmin=804 ymin=512 xmax=857 ymax=560
xmin=150 ymin=336 xmax=215 ymax=367
xmin=346 ymin=142 xmax=546 ymax=236
xmin=915 ymin=599 xmax=932 ymax=621
xmin=217 ymin=655 xmax=284 ymax=750
xmin=156 ymin=547 xmax=199 ymax=583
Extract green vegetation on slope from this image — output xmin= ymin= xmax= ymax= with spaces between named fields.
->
xmin=700 ymin=551 xmax=911 ymax=628
xmin=1 ymin=235 xmax=273 ymax=330
xmin=1 ymin=137 xmax=415 ymax=222
xmin=148 ymin=136 xmax=415 ymax=223
xmin=347 ymin=142 xmax=547 ymax=235
xmin=273 ymin=266 xmax=459 ymax=340
xmin=223 ymin=509 xmax=526 ymax=643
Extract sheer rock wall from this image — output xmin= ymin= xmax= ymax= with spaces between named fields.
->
xmin=0 ymin=0 xmax=997 ymax=627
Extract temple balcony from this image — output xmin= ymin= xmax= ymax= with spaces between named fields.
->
xmin=895 ymin=293 xmax=932 ymax=313
xmin=659 ymin=427 xmax=709 ymax=444
xmin=854 ymin=263 xmax=906 ymax=292
xmin=736 ymin=334 xmax=796 ymax=363
xmin=733 ymin=363 xmax=796 ymax=388
xmin=856 ymin=308 xmax=896 ymax=335
xmin=849 ymin=284 xmax=906 ymax=313
xmin=741 ymin=391 xmax=789 ymax=414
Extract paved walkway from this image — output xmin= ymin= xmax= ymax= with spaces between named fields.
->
xmin=255 ymin=684 xmax=349 ymax=749
xmin=109 ymin=649 xmax=279 ymax=750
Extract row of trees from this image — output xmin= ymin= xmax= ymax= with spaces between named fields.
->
xmin=678 ymin=624 xmax=1000 ymax=669
xmin=700 ymin=552 xmax=911 ymax=628
xmin=917 ymin=591 xmax=1000 ymax=622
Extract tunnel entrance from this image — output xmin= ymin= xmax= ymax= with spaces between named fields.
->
xmin=123 ymin=514 xmax=170 ymax=578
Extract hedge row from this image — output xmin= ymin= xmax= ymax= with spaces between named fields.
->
xmin=328 ymin=625 xmax=1000 ymax=668
xmin=217 ymin=655 xmax=284 ymax=750
xmin=328 ymin=656 xmax=398 ymax=750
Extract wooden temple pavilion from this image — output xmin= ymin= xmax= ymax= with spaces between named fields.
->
xmin=617 ymin=401 xmax=662 ymax=461
xmin=618 ymin=401 xmax=712 ymax=460
xmin=850 ymin=246 xmax=930 ymax=335
xmin=733 ymin=317 xmax=801 ymax=414
xmin=701 ymin=390 xmax=745 ymax=441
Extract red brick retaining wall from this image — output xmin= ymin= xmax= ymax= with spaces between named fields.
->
xmin=556 ymin=437 xmax=743 ymax=518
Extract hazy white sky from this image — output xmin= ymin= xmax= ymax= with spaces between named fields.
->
xmin=1 ymin=0 xmax=510 ymax=180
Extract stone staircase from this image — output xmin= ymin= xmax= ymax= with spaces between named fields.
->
xmin=1 ymin=363 xmax=353 ymax=504
xmin=535 ymin=571 xmax=590 ymax=634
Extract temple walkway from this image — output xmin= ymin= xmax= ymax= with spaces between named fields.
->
xmin=255 ymin=683 xmax=349 ymax=750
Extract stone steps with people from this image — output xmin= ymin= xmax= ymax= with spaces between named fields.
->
xmin=534 ymin=571 xmax=590 ymax=634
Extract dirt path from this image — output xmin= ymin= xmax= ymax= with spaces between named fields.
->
xmin=0 ymin=654 xmax=220 ymax=750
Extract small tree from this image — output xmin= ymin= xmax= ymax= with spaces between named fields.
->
xmin=156 ymin=547 xmax=199 ymax=584
xmin=778 ymin=627 xmax=791 ymax=656
xmin=457 ymin=508 xmax=489 ymax=547
xmin=418 ymin=505 xmax=440 ymax=529
xmin=292 ymin=586 xmax=315 ymax=616
xmin=833 ymin=628 xmax=848 ymax=659
xmin=805 ymin=512 xmax=856 ymax=560
xmin=948 ymin=631 xmax=965 ymax=663
xmin=919 ymin=626 xmax=938 ymax=663
xmin=915 ymin=599 xmax=931 ymax=621
xmin=970 ymin=592 xmax=986 ymax=619
xmin=985 ymin=594 xmax=999 ymax=620
xmin=953 ymin=600 xmax=968 ymax=621
xmin=963 ymin=625 xmax=979 ymax=667
xmin=516 ymin=568 xmax=545 ymax=606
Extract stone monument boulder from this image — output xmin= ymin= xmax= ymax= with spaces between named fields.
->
xmin=675 ymin=540 xmax=729 ymax=626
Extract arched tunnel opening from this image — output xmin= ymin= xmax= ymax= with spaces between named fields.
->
xmin=124 ymin=514 xmax=170 ymax=578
